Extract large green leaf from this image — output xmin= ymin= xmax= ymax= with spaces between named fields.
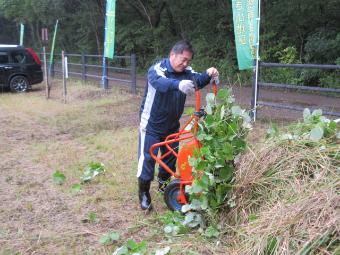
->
xmin=155 ymin=247 xmax=171 ymax=255
xmin=191 ymin=181 xmax=204 ymax=193
xmin=231 ymin=106 xmax=242 ymax=117
xmin=196 ymin=160 xmax=208 ymax=171
xmin=219 ymin=165 xmax=233 ymax=181
xmin=200 ymin=146 xmax=210 ymax=156
xmin=112 ymin=246 xmax=128 ymax=255
xmin=310 ymin=126 xmax=324 ymax=141
xmin=303 ymin=108 xmax=311 ymax=123
xmin=216 ymin=88 xmax=230 ymax=100
xmin=312 ymin=109 xmax=323 ymax=117
xmin=220 ymin=105 xmax=226 ymax=119
xmin=99 ymin=231 xmax=120 ymax=245
xmin=205 ymin=104 xmax=213 ymax=115
xmin=80 ymin=162 xmax=105 ymax=183
xmin=206 ymin=93 xmax=215 ymax=105
xmin=52 ymin=170 xmax=66 ymax=185
xmin=204 ymin=226 xmax=220 ymax=238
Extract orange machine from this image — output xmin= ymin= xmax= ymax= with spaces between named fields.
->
xmin=150 ymin=81 xmax=217 ymax=210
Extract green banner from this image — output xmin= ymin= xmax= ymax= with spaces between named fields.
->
xmin=49 ymin=20 xmax=59 ymax=64
xmin=232 ymin=0 xmax=259 ymax=70
xmin=19 ymin=23 xmax=24 ymax=45
xmin=104 ymin=0 xmax=116 ymax=59
xmin=48 ymin=20 xmax=58 ymax=78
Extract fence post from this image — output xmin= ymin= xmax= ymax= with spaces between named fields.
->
xmin=250 ymin=60 xmax=260 ymax=121
xmin=42 ymin=46 xmax=50 ymax=99
xmin=62 ymin=50 xmax=67 ymax=103
xmin=130 ymin=54 xmax=137 ymax=94
xmin=81 ymin=52 xmax=87 ymax=82
xmin=105 ymin=58 xmax=109 ymax=89
xmin=51 ymin=59 xmax=55 ymax=78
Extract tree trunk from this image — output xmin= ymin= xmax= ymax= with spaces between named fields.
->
xmin=165 ymin=4 xmax=178 ymax=36
xmin=29 ymin=23 xmax=37 ymax=47
xmin=88 ymin=3 xmax=102 ymax=55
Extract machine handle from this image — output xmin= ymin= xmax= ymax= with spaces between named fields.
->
xmin=211 ymin=76 xmax=219 ymax=96
xmin=212 ymin=81 xmax=217 ymax=96
xmin=193 ymin=77 xmax=219 ymax=114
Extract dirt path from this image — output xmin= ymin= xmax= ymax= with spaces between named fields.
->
xmin=0 ymin=91 xmax=149 ymax=254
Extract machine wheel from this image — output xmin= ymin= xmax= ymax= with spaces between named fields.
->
xmin=164 ymin=179 xmax=189 ymax=211
xmin=10 ymin=75 xmax=29 ymax=92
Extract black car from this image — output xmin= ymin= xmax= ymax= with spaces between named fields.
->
xmin=0 ymin=45 xmax=43 ymax=92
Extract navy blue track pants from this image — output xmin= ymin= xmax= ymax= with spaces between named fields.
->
xmin=137 ymin=127 xmax=178 ymax=182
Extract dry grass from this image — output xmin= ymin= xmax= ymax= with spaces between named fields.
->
xmin=222 ymin=135 xmax=340 ymax=255
xmin=0 ymin=82 xmax=144 ymax=254
xmin=0 ymin=81 xmax=222 ymax=255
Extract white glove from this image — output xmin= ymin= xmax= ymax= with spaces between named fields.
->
xmin=206 ymin=67 xmax=219 ymax=78
xmin=179 ymin=80 xmax=195 ymax=95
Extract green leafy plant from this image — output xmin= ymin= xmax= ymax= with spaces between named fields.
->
xmin=80 ymin=162 xmax=105 ymax=183
xmin=158 ymin=211 xmax=189 ymax=236
xmin=112 ymin=239 xmax=147 ymax=255
xmin=87 ymin=212 xmax=98 ymax=223
xmin=99 ymin=231 xmax=120 ymax=245
xmin=154 ymin=246 xmax=171 ymax=255
xmin=302 ymin=108 xmax=338 ymax=142
xmin=268 ymin=108 xmax=339 ymax=143
xmin=187 ymin=88 xmax=251 ymax=216
xmin=52 ymin=170 xmax=66 ymax=185
xmin=204 ymin=225 xmax=220 ymax=238
xmin=70 ymin=183 xmax=82 ymax=193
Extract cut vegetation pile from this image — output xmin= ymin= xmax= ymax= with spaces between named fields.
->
xmin=221 ymin=111 xmax=339 ymax=254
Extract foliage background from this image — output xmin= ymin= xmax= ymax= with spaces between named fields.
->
xmin=1 ymin=0 xmax=339 ymax=86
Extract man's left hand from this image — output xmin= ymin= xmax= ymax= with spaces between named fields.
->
xmin=206 ymin=67 xmax=219 ymax=79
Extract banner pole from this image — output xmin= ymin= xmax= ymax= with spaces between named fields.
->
xmin=252 ymin=0 xmax=261 ymax=121
xmin=62 ymin=50 xmax=67 ymax=103
xmin=43 ymin=46 xmax=49 ymax=99
xmin=48 ymin=20 xmax=59 ymax=79
xmin=102 ymin=1 xmax=109 ymax=89
xmin=19 ymin=23 xmax=24 ymax=45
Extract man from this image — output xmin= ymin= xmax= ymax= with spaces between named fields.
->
xmin=137 ymin=40 xmax=219 ymax=211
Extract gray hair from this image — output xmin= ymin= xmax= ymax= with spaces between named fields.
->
xmin=170 ymin=40 xmax=194 ymax=58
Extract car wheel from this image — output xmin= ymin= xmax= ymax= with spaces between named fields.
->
xmin=10 ymin=75 xmax=29 ymax=93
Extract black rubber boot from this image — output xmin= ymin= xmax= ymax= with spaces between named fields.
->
xmin=138 ymin=179 xmax=152 ymax=211
xmin=157 ymin=171 xmax=171 ymax=193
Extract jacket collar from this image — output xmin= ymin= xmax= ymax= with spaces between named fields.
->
xmin=165 ymin=58 xmax=175 ymax=73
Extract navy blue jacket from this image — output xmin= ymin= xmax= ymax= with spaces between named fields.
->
xmin=139 ymin=58 xmax=211 ymax=136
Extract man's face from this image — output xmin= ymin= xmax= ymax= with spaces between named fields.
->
xmin=169 ymin=50 xmax=193 ymax=72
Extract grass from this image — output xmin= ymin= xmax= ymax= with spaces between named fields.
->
xmin=1 ymin=80 xmax=338 ymax=254
xmin=0 ymin=81 xmax=221 ymax=254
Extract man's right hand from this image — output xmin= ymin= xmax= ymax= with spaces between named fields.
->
xmin=179 ymin=80 xmax=195 ymax=95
